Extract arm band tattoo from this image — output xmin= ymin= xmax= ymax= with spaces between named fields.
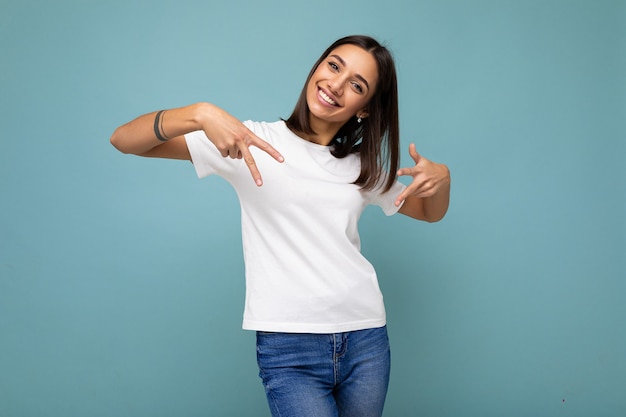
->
xmin=153 ymin=110 xmax=169 ymax=142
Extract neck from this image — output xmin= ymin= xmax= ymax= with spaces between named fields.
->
xmin=300 ymin=117 xmax=342 ymax=146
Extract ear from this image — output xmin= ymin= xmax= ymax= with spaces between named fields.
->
xmin=357 ymin=110 xmax=370 ymax=119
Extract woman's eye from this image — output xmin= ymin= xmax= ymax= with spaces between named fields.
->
xmin=351 ymin=82 xmax=363 ymax=93
xmin=328 ymin=61 xmax=339 ymax=71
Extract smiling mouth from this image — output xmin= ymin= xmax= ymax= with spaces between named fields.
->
xmin=318 ymin=88 xmax=338 ymax=106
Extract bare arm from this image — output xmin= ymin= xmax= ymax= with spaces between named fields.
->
xmin=110 ymin=104 xmax=200 ymax=157
xmin=110 ymin=102 xmax=284 ymax=185
xmin=395 ymin=144 xmax=451 ymax=222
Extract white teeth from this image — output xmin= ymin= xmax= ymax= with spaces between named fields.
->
xmin=319 ymin=90 xmax=336 ymax=105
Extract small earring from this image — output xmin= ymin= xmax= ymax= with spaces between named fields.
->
xmin=357 ymin=116 xmax=362 ymax=123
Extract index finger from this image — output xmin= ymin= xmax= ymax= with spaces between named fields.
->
xmin=247 ymin=134 xmax=284 ymax=163
xmin=394 ymin=187 xmax=410 ymax=207
xmin=394 ymin=177 xmax=426 ymax=207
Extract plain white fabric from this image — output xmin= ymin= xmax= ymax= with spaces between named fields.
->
xmin=185 ymin=121 xmax=405 ymax=333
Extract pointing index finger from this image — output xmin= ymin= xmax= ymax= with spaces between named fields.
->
xmin=248 ymin=134 xmax=284 ymax=163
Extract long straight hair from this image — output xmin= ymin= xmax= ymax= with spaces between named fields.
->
xmin=285 ymin=35 xmax=400 ymax=192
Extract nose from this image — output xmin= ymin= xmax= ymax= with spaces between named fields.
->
xmin=327 ymin=75 xmax=344 ymax=96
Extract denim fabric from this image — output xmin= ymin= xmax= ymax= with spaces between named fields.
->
xmin=256 ymin=326 xmax=390 ymax=417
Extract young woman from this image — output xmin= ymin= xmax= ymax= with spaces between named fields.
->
xmin=111 ymin=35 xmax=450 ymax=417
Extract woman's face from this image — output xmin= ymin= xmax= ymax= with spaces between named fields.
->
xmin=306 ymin=43 xmax=379 ymax=127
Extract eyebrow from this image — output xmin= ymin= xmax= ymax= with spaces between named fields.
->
xmin=329 ymin=54 xmax=371 ymax=91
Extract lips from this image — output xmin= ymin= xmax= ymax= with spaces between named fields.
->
xmin=318 ymin=87 xmax=339 ymax=107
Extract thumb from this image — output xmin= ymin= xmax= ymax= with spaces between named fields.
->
xmin=409 ymin=143 xmax=422 ymax=164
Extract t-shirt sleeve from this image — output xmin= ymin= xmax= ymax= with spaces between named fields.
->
xmin=185 ymin=130 xmax=218 ymax=178
xmin=184 ymin=130 xmax=242 ymax=179
xmin=367 ymin=178 xmax=407 ymax=216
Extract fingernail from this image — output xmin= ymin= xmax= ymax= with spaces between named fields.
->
xmin=256 ymin=179 xmax=263 ymax=186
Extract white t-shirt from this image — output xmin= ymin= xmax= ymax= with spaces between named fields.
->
xmin=185 ymin=120 xmax=405 ymax=333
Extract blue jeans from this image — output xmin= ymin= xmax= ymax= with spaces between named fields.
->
xmin=256 ymin=326 xmax=390 ymax=417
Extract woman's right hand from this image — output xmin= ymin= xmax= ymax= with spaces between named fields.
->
xmin=197 ymin=103 xmax=284 ymax=186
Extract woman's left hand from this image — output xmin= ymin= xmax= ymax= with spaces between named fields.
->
xmin=394 ymin=143 xmax=450 ymax=207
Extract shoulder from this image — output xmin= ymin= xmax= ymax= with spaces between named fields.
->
xmin=243 ymin=120 xmax=287 ymax=137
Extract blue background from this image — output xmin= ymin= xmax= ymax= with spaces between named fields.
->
xmin=1 ymin=0 xmax=624 ymax=416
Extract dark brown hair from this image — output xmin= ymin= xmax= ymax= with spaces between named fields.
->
xmin=285 ymin=35 xmax=400 ymax=192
